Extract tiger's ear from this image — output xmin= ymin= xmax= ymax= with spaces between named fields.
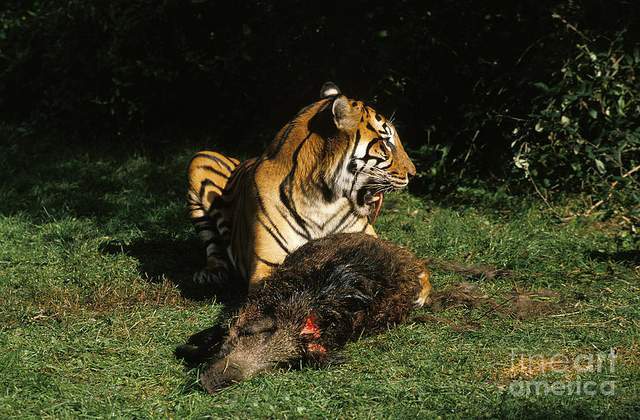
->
xmin=332 ymin=96 xmax=359 ymax=132
xmin=320 ymin=82 xmax=341 ymax=98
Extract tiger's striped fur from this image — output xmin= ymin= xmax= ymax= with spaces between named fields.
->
xmin=187 ymin=83 xmax=416 ymax=292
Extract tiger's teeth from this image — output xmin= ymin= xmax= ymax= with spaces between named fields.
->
xmin=370 ymin=196 xmax=380 ymax=202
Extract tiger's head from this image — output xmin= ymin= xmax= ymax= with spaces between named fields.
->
xmin=319 ymin=83 xmax=416 ymax=219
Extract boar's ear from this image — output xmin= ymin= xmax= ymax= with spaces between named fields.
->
xmin=240 ymin=316 xmax=275 ymax=336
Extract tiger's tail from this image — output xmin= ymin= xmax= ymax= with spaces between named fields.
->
xmin=187 ymin=151 xmax=240 ymax=273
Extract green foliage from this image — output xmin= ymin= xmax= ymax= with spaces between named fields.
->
xmin=511 ymin=31 xmax=639 ymax=229
xmin=519 ymin=33 xmax=639 ymax=188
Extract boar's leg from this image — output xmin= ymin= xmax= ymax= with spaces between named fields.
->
xmin=415 ymin=270 xmax=432 ymax=307
xmin=175 ymin=324 xmax=226 ymax=365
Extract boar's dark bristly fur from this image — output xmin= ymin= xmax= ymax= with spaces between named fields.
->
xmin=182 ymin=233 xmax=432 ymax=394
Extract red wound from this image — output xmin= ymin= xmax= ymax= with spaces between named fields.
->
xmin=306 ymin=343 xmax=327 ymax=354
xmin=300 ymin=314 xmax=321 ymax=339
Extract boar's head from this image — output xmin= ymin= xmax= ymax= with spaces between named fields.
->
xmin=199 ymin=301 xmax=325 ymax=393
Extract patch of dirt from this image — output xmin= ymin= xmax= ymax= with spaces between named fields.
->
xmin=614 ymin=343 xmax=640 ymax=368
xmin=428 ymin=282 xmax=560 ymax=320
xmin=500 ymin=355 xmax=577 ymax=381
xmin=29 ymin=279 xmax=191 ymax=322
xmin=412 ymin=282 xmax=562 ymax=332
xmin=494 ymin=346 xmax=627 ymax=384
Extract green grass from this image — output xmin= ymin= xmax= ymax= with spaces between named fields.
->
xmin=1 ymin=131 xmax=639 ymax=418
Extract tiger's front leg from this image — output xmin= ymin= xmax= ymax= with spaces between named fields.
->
xmin=247 ymin=261 xmax=277 ymax=291
xmin=242 ymin=223 xmax=293 ymax=291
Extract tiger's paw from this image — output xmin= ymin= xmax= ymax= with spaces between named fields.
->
xmin=192 ymin=269 xmax=229 ymax=287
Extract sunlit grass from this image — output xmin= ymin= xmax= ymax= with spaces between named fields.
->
xmin=1 ymin=132 xmax=638 ymax=418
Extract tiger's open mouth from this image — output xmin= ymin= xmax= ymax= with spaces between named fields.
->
xmin=356 ymin=188 xmax=385 ymax=224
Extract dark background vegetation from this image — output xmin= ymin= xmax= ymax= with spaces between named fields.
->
xmin=1 ymin=0 xmax=638 ymax=228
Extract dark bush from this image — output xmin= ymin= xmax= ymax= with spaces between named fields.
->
xmin=510 ymin=30 xmax=639 ymax=232
xmin=512 ymin=31 xmax=639 ymax=191
xmin=1 ymin=0 xmax=638 ymax=218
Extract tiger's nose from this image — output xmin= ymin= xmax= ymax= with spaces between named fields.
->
xmin=406 ymin=160 xmax=416 ymax=177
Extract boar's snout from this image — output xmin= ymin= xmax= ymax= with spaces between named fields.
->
xmin=200 ymin=358 xmax=246 ymax=393
xmin=199 ymin=320 xmax=302 ymax=393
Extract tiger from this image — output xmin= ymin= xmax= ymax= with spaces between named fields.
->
xmin=187 ymin=82 xmax=416 ymax=292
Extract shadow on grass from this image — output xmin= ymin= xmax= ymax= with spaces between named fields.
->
xmin=100 ymin=236 xmax=251 ymax=305
xmin=1 ymin=130 xmax=256 ymax=304
xmin=100 ymin=237 xmax=218 ymax=301
xmin=0 ymin=138 xmax=185 ymax=223
xmin=589 ymin=250 xmax=640 ymax=267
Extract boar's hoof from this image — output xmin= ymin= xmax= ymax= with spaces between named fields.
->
xmin=414 ymin=296 xmax=430 ymax=307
